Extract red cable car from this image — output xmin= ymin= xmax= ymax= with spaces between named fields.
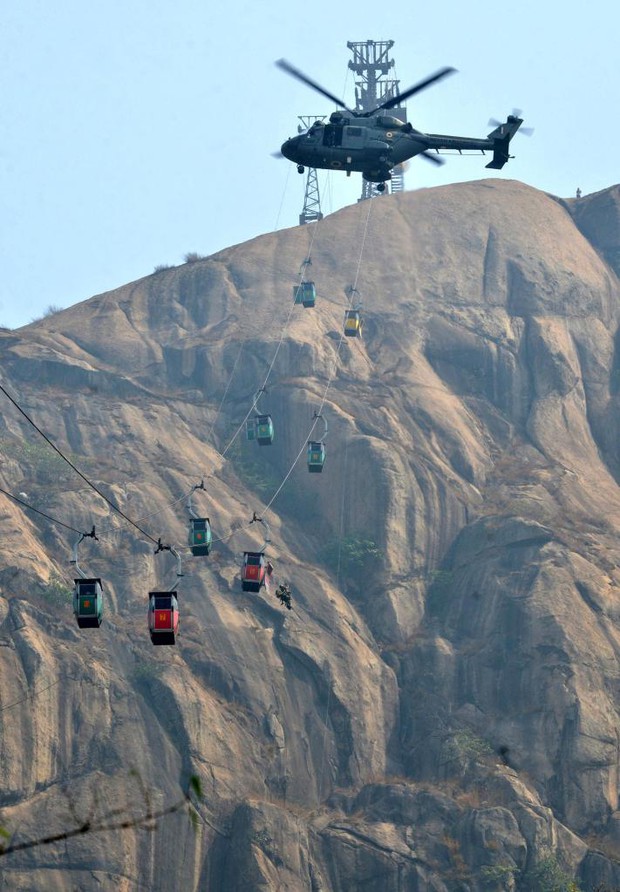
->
xmin=148 ymin=591 xmax=179 ymax=645
xmin=241 ymin=551 xmax=266 ymax=592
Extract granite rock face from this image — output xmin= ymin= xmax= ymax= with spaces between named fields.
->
xmin=1 ymin=180 xmax=620 ymax=889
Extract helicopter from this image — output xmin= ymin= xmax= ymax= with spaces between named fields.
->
xmin=277 ymin=59 xmax=525 ymax=191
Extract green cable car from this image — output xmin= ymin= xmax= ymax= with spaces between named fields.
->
xmin=246 ymin=389 xmax=274 ymax=445
xmin=307 ymin=412 xmax=328 ymax=473
xmin=293 ymin=281 xmax=316 ymax=308
xmin=307 ymin=441 xmax=326 ymax=472
xmin=256 ymin=414 xmax=274 ymax=445
xmin=73 ymin=578 xmax=103 ymax=628
xmin=189 ymin=517 xmax=212 ymax=556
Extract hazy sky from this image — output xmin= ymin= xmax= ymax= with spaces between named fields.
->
xmin=2 ymin=0 xmax=618 ymax=329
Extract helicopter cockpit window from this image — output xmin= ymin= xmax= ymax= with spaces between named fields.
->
xmin=376 ymin=115 xmax=405 ymax=129
xmin=346 ymin=127 xmax=362 ymax=137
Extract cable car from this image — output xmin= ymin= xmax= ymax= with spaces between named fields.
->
xmin=148 ymin=591 xmax=179 ymax=645
xmin=293 ymin=281 xmax=316 ymax=308
xmin=256 ymin=414 xmax=274 ymax=445
xmin=242 ymin=551 xmax=266 ymax=592
xmin=246 ymin=419 xmax=257 ymax=441
xmin=307 ymin=441 xmax=326 ymax=472
xmin=344 ymin=309 xmax=363 ymax=338
xmin=189 ymin=517 xmax=212 ymax=556
xmin=73 ymin=578 xmax=103 ymax=628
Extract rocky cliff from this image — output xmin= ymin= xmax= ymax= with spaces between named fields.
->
xmin=1 ymin=180 xmax=620 ymax=890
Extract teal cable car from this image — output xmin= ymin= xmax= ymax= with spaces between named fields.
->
xmin=307 ymin=411 xmax=328 ymax=473
xmin=293 ymin=281 xmax=316 ymax=308
xmin=256 ymin=414 xmax=274 ymax=445
xmin=71 ymin=527 xmax=103 ymax=629
xmin=189 ymin=517 xmax=212 ymax=556
xmin=73 ymin=578 xmax=103 ymax=628
xmin=246 ymin=388 xmax=274 ymax=445
xmin=187 ymin=482 xmax=212 ymax=556
xmin=307 ymin=441 xmax=326 ymax=472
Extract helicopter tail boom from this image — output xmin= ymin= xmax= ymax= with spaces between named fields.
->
xmin=485 ymin=115 xmax=523 ymax=169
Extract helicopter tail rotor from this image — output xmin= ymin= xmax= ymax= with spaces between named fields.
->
xmin=487 ymin=112 xmax=534 ymax=138
xmin=485 ymin=113 xmax=527 ymax=169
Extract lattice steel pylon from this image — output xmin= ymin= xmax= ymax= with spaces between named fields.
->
xmin=298 ymin=116 xmax=325 ymax=225
xmin=347 ymin=39 xmax=407 ymax=201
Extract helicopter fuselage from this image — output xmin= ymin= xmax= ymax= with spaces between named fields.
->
xmin=281 ymin=112 xmax=523 ymax=183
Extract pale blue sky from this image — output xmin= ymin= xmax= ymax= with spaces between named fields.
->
xmin=2 ymin=0 xmax=618 ymax=329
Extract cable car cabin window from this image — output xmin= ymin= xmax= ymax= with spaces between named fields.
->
xmin=323 ymin=124 xmax=343 ymax=147
xmin=154 ymin=596 xmax=173 ymax=610
xmin=246 ymin=554 xmax=263 ymax=566
xmin=79 ymin=583 xmax=95 ymax=596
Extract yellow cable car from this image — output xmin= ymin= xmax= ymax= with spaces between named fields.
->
xmin=344 ymin=309 xmax=362 ymax=338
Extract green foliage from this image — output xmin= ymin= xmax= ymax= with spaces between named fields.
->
xmin=442 ymin=728 xmax=493 ymax=775
xmin=29 ymin=304 xmax=64 ymax=323
xmin=426 ymin=568 xmax=455 ymax=614
xmin=481 ymin=863 xmax=519 ymax=885
xmin=527 ymin=853 xmax=581 ymax=892
xmin=189 ymin=775 xmax=203 ymax=799
xmin=229 ymin=441 xmax=280 ymax=498
xmin=0 ymin=438 xmax=72 ymax=484
xmin=131 ymin=659 xmax=164 ymax=682
xmin=188 ymin=805 xmax=199 ymax=831
xmin=41 ymin=574 xmax=72 ymax=606
xmin=319 ymin=534 xmax=382 ymax=581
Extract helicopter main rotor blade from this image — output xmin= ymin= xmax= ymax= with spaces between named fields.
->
xmin=420 ymin=150 xmax=445 ymax=166
xmin=369 ymin=67 xmax=457 ymax=115
xmin=276 ymin=59 xmax=354 ymax=114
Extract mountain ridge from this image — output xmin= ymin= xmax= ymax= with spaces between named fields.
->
xmin=1 ymin=179 xmax=620 ymax=889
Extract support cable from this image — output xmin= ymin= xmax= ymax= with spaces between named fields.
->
xmin=0 ymin=485 xmax=83 ymax=535
xmin=261 ymin=196 xmax=375 ymax=514
xmin=0 ymin=383 xmax=160 ymax=545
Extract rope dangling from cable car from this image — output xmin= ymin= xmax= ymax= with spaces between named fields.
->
xmin=71 ymin=526 xmax=104 ymax=629
xmin=293 ymin=256 xmax=316 ymax=308
xmin=187 ymin=480 xmax=212 ymax=556
xmin=148 ymin=540 xmax=183 ymax=646
xmin=308 ymin=411 xmax=328 ymax=473
xmin=241 ymin=513 xmax=272 ymax=592
xmin=246 ymin=387 xmax=274 ymax=446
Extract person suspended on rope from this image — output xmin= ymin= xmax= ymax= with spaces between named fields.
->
xmin=250 ymin=511 xmax=263 ymax=524
xmin=275 ymin=583 xmax=292 ymax=610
